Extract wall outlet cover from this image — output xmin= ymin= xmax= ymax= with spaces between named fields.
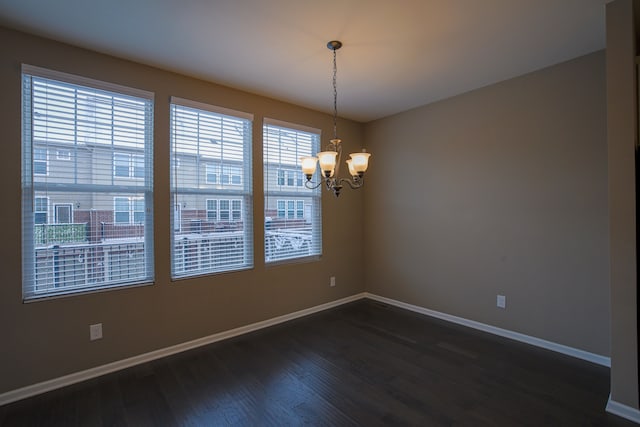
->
xmin=497 ymin=295 xmax=506 ymax=309
xmin=89 ymin=323 xmax=103 ymax=341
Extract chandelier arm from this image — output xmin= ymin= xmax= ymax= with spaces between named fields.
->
xmin=337 ymin=177 xmax=365 ymax=190
xmin=304 ymin=180 xmax=325 ymax=190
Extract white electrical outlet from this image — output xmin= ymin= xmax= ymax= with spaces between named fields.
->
xmin=89 ymin=323 xmax=103 ymax=341
xmin=330 ymin=276 xmax=336 ymax=287
xmin=497 ymin=295 xmax=506 ymax=309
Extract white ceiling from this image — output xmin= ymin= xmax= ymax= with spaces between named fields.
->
xmin=0 ymin=0 xmax=607 ymax=122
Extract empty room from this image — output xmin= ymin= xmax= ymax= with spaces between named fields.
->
xmin=0 ymin=0 xmax=639 ymax=425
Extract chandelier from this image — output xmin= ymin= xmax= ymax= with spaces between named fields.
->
xmin=300 ymin=40 xmax=371 ymax=197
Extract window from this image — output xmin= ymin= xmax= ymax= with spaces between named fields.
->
xmin=22 ymin=65 xmax=154 ymax=300
xmin=114 ymin=153 xmax=130 ymax=177
xmin=296 ymin=200 xmax=304 ymax=218
xmin=171 ymin=97 xmax=253 ymax=278
xmin=33 ymin=148 xmax=47 ymax=175
xmin=206 ymin=164 xmax=218 ymax=184
xmin=56 ymin=149 xmax=71 ymax=160
xmin=206 ymin=199 xmax=218 ymax=220
xmin=263 ymin=119 xmax=321 ymax=262
xmin=277 ymin=169 xmax=303 ymax=188
xmin=133 ymin=155 xmax=144 ymax=178
xmin=232 ymin=200 xmax=242 ymax=220
xmin=219 ymin=200 xmax=230 ymax=221
xmin=114 ymin=197 xmax=144 ymax=224
xmin=276 ymin=199 xmax=305 ymax=219
xmin=34 ymin=197 xmax=48 ymax=224
xmin=54 ymin=204 xmax=73 ymax=224
xmin=114 ymin=152 xmax=144 ymax=178
xmin=224 ymin=166 xmax=242 ymax=185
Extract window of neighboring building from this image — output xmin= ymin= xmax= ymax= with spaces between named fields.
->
xmin=132 ymin=155 xmax=144 ymax=178
xmin=114 ymin=197 xmax=130 ymax=223
xmin=206 ymin=199 xmax=218 ymax=220
xmin=170 ymin=97 xmax=253 ymax=278
xmin=277 ymin=169 xmax=304 ymax=188
xmin=206 ymin=164 xmax=218 ymax=184
xmin=33 ymin=148 xmax=47 ymax=175
xmin=34 ymin=197 xmax=48 ymax=224
xmin=56 ymin=149 xmax=71 ymax=160
xmin=276 ymin=199 xmax=305 ymax=219
xmin=222 ymin=165 xmax=242 ymax=185
xmin=205 ymin=198 xmax=242 ymax=222
xmin=114 ymin=197 xmax=145 ymax=224
xmin=219 ymin=200 xmax=230 ymax=221
xmin=263 ymin=119 xmax=321 ymax=263
xmin=114 ymin=153 xmax=130 ymax=177
xmin=232 ymin=200 xmax=242 ymax=221
xmin=21 ymin=65 xmax=154 ymax=301
xmin=114 ymin=152 xmax=144 ymax=178
xmin=54 ymin=204 xmax=73 ymax=224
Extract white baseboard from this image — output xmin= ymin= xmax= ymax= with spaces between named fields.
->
xmin=607 ymin=396 xmax=640 ymax=423
xmin=364 ymin=293 xmax=611 ymax=367
xmin=0 ymin=293 xmax=365 ymax=407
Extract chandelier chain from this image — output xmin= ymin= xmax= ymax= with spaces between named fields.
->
xmin=332 ymin=46 xmax=338 ymax=140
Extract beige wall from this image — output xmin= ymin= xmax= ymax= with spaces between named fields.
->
xmin=364 ymin=51 xmax=610 ymax=356
xmin=0 ymin=26 xmax=365 ymax=394
xmin=607 ymin=0 xmax=639 ymax=410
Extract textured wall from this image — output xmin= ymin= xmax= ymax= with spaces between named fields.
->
xmin=364 ymin=51 xmax=609 ymax=357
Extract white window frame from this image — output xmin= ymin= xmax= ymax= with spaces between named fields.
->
xmin=114 ymin=152 xmax=144 ymax=179
xmin=222 ymin=165 xmax=242 ymax=185
xmin=264 ymin=118 xmax=322 ymax=263
xmin=54 ymin=203 xmax=73 ymax=224
xmin=21 ymin=64 xmax=154 ymax=301
xmin=206 ymin=164 xmax=218 ymax=184
xmin=114 ymin=197 xmax=145 ymax=224
xmin=34 ymin=196 xmax=49 ymax=225
xmin=33 ymin=148 xmax=48 ymax=175
xmin=113 ymin=152 xmax=130 ymax=177
xmin=56 ymin=149 xmax=71 ymax=160
xmin=170 ymin=97 xmax=253 ymax=279
xmin=206 ymin=199 xmax=218 ymax=221
xmin=276 ymin=199 xmax=305 ymax=219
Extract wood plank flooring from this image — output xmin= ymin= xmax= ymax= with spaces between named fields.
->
xmin=0 ymin=299 xmax=636 ymax=426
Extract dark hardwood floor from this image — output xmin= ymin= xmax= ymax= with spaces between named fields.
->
xmin=0 ymin=299 xmax=635 ymax=426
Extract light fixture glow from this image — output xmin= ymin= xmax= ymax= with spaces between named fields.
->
xmin=300 ymin=156 xmax=318 ymax=176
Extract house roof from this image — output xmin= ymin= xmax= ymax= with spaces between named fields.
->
xmin=0 ymin=0 xmax=607 ymax=122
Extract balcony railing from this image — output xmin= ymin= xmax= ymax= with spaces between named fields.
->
xmin=33 ymin=241 xmax=145 ymax=293
xmin=265 ymin=227 xmax=312 ymax=262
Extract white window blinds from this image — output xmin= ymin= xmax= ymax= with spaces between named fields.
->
xmin=21 ymin=65 xmax=154 ymax=300
xmin=170 ymin=97 xmax=253 ymax=278
xmin=263 ymin=119 xmax=321 ymax=262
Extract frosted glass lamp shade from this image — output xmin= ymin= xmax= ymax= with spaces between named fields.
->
xmin=346 ymin=159 xmax=357 ymax=177
xmin=300 ymin=156 xmax=318 ymax=175
xmin=318 ymin=151 xmax=338 ymax=175
xmin=349 ymin=152 xmax=371 ymax=173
